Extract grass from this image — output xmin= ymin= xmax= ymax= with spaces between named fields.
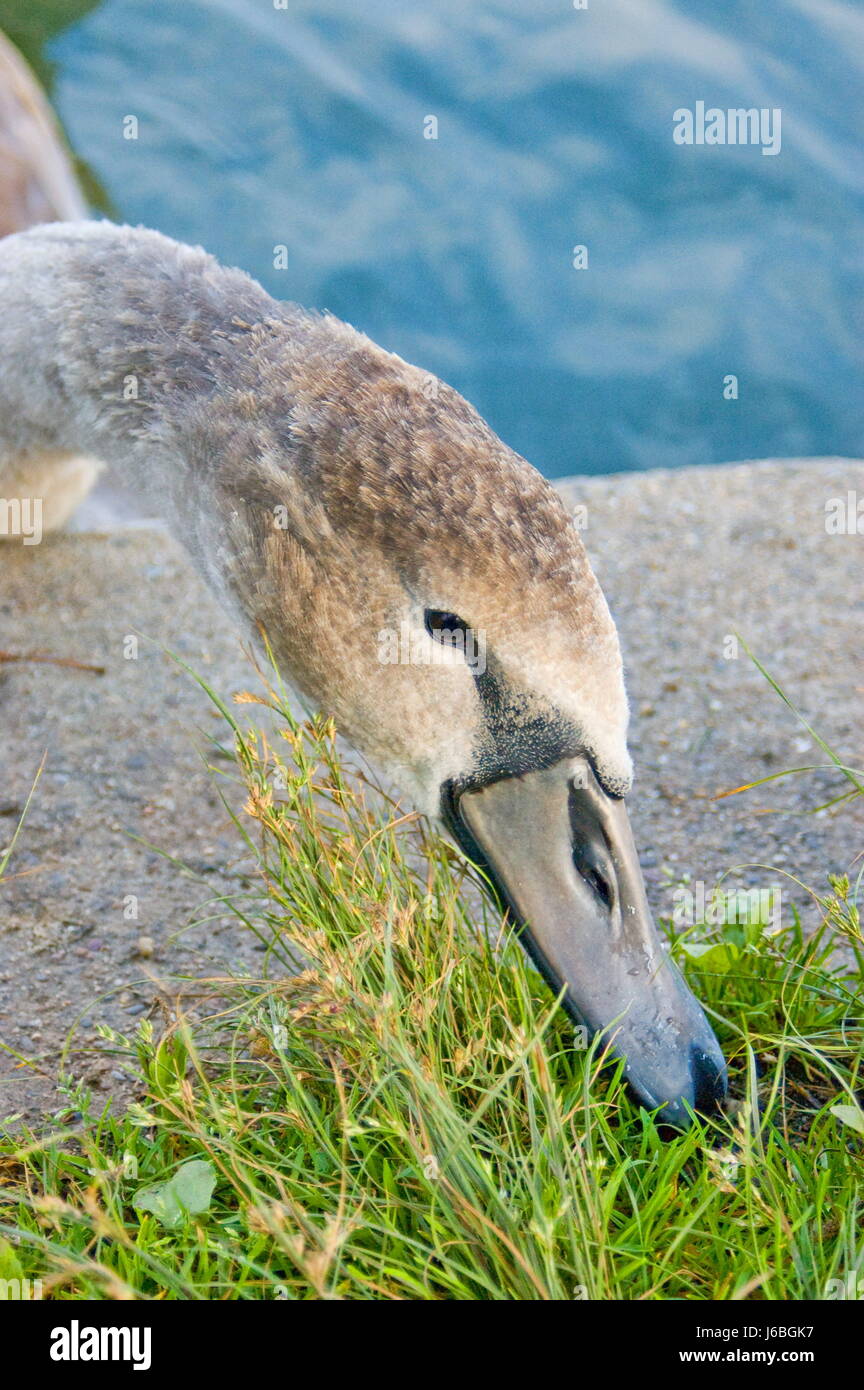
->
xmin=0 ymin=669 xmax=862 ymax=1301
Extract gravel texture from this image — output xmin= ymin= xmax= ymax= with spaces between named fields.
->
xmin=1 ymin=458 xmax=862 ymax=1124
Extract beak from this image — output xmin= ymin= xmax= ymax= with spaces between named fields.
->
xmin=443 ymin=756 xmax=727 ymax=1128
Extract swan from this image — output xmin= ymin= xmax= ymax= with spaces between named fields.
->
xmin=0 ymin=219 xmax=727 ymax=1127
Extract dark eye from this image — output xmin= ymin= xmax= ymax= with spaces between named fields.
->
xmin=425 ymin=609 xmax=469 ymax=642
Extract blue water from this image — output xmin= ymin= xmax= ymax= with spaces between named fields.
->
xmin=50 ymin=0 xmax=864 ymax=477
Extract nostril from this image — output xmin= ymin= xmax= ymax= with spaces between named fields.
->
xmin=570 ymin=840 xmax=616 ymax=911
xmin=689 ymin=1046 xmax=727 ymax=1114
xmin=585 ymin=864 xmax=614 ymax=911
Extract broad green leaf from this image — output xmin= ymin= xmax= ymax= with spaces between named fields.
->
xmin=679 ymin=941 xmax=741 ymax=973
xmin=830 ymin=1104 xmax=864 ymax=1137
xmin=133 ymin=1159 xmax=217 ymax=1229
xmin=0 ymin=1238 xmax=23 ymax=1282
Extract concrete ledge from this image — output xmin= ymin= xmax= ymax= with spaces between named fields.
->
xmin=2 ymin=458 xmax=862 ymax=1121
xmin=557 ymin=457 xmax=863 ymax=893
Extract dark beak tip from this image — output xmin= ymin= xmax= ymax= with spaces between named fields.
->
xmin=634 ymin=1044 xmax=729 ymax=1133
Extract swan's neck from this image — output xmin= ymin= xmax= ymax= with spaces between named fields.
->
xmin=0 ymin=221 xmax=293 ymax=609
xmin=0 ymin=222 xmax=278 ymax=475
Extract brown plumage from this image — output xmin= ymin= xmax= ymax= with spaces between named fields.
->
xmin=13 ymin=219 xmax=629 ymax=810
xmin=191 ymin=296 xmax=632 ymax=809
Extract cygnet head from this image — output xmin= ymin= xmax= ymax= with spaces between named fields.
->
xmin=207 ymin=308 xmax=727 ymax=1128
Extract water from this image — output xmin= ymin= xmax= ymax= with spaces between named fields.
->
xmin=32 ymin=0 xmax=864 ymax=476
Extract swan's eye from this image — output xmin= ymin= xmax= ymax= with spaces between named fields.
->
xmin=425 ymin=609 xmax=469 ymax=643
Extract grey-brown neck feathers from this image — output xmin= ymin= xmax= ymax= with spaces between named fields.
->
xmin=0 ymin=220 xmax=633 ymax=810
